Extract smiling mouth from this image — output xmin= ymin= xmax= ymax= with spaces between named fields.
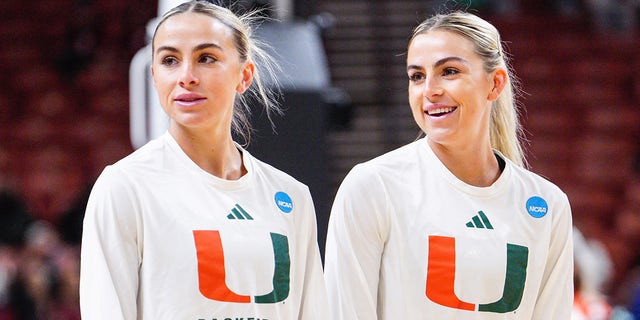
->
xmin=426 ymin=107 xmax=457 ymax=117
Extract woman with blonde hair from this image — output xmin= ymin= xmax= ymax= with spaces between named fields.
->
xmin=324 ymin=11 xmax=573 ymax=319
xmin=80 ymin=1 xmax=328 ymax=318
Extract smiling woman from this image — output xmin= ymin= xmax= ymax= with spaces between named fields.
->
xmin=406 ymin=30 xmax=504 ymax=179
xmin=324 ymin=11 xmax=574 ymax=320
xmin=79 ymin=2 xmax=328 ymax=319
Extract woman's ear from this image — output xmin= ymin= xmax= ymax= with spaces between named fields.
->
xmin=236 ymin=61 xmax=255 ymax=94
xmin=488 ymin=68 xmax=507 ymax=101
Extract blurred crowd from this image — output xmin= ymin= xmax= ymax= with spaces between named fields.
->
xmin=0 ymin=206 xmax=81 ymax=319
xmin=572 ymin=165 xmax=640 ymax=320
xmin=0 ymin=0 xmax=156 ymax=318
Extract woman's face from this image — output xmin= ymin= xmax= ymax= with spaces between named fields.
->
xmin=151 ymin=12 xmax=253 ymax=133
xmin=407 ymin=30 xmax=504 ymax=147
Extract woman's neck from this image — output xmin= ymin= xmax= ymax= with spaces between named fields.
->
xmin=169 ymin=126 xmax=246 ymax=180
xmin=428 ymin=139 xmax=501 ymax=187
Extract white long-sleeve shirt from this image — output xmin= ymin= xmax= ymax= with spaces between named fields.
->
xmin=80 ymin=132 xmax=328 ymax=319
xmin=325 ymin=138 xmax=573 ymax=319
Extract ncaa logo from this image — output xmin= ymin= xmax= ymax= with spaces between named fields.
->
xmin=526 ymin=196 xmax=548 ymax=218
xmin=274 ymin=192 xmax=293 ymax=213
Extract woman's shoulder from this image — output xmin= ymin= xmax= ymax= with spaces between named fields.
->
xmin=340 ymin=139 xmax=425 ymax=189
xmin=96 ymin=136 xmax=169 ymax=183
xmin=508 ymin=161 xmax=569 ymax=202
xmin=359 ymin=139 xmax=424 ymax=170
xmin=246 ymin=151 xmax=309 ymax=191
xmin=115 ymin=136 xmax=166 ymax=166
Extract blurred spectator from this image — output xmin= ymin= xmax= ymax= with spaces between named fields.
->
xmin=0 ymin=189 xmax=32 ymax=319
xmin=573 ymin=227 xmax=613 ymax=319
xmin=0 ymin=190 xmax=32 ymax=247
xmin=0 ymin=191 xmax=82 ymax=320
xmin=57 ymin=188 xmax=91 ymax=246
xmin=11 ymin=222 xmax=80 ymax=320
xmin=614 ymin=177 xmax=640 ymax=319
xmin=0 ymin=246 xmax=19 ymax=319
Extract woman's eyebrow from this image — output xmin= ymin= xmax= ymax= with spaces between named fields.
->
xmin=433 ymin=56 xmax=468 ymax=68
xmin=193 ymin=42 xmax=223 ymax=52
xmin=155 ymin=43 xmax=223 ymax=55
xmin=407 ymin=56 xmax=468 ymax=72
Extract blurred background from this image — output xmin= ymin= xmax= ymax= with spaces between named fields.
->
xmin=0 ymin=0 xmax=639 ymax=319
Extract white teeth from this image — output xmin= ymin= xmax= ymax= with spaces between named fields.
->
xmin=427 ymin=107 xmax=454 ymax=115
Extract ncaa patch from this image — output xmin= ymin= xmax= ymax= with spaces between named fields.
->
xmin=274 ymin=191 xmax=293 ymax=213
xmin=526 ymin=196 xmax=548 ymax=218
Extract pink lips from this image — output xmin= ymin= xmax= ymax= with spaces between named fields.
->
xmin=174 ymin=93 xmax=206 ymax=107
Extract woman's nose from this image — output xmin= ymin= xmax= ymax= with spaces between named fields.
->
xmin=423 ymin=77 xmax=443 ymax=100
xmin=178 ymin=63 xmax=199 ymax=87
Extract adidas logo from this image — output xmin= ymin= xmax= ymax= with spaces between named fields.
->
xmin=227 ymin=204 xmax=253 ymax=220
xmin=465 ymin=211 xmax=493 ymax=229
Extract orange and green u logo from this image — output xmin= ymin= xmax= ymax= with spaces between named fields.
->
xmin=193 ymin=230 xmax=290 ymax=303
xmin=426 ymin=235 xmax=528 ymax=313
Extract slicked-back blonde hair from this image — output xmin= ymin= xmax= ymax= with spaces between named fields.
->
xmin=409 ymin=11 xmax=526 ymax=167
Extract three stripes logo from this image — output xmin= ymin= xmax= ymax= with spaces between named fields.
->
xmin=466 ymin=211 xmax=493 ymax=229
xmin=227 ymin=204 xmax=253 ymax=220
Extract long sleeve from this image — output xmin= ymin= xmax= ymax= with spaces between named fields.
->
xmin=531 ymin=193 xmax=574 ymax=319
xmin=80 ymin=166 xmax=141 ymax=320
xmin=324 ymin=165 xmax=389 ymax=319
xmin=297 ymin=190 xmax=330 ymax=320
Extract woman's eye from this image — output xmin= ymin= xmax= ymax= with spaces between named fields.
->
xmin=161 ymin=56 xmax=178 ymax=66
xmin=442 ymin=68 xmax=459 ymax=77
xmin=199 ymin=55 xmax=217 ymax=64
xmin=409 ymin=73 xmax=425 ymax=82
